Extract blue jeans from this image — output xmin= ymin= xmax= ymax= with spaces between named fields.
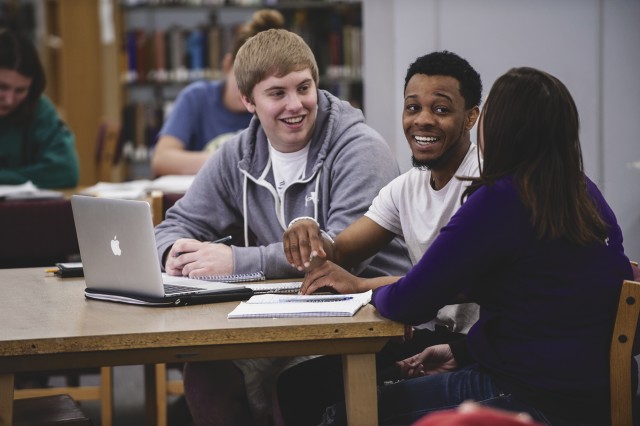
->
xmin=320 ymin=366 xmax=552 ymax=426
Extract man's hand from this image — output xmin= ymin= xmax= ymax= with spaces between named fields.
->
xmin=396 ymin=344 xmax=458 ymax=379
xmin=283 ymin=218 xmax=327 ymax=271
xmin=299 ymin=260 xmax=365 ymax=295
xmin=165 ymin=238 xmax=233 ymax=277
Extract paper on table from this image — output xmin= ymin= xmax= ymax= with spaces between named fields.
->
xmin=0 ymin=181 xmax=63 ymax=200
xmin=80 ymin=180 xmax=152 ymax=199
xmin=227 ymin=290 xmax=372 ymax=318
xmin=149 ymin=175 xmax=195 ymax=193
xmin=80 ymin=175 xmax=195 ymax=200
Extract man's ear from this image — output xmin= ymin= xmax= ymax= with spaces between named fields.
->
xmin=240 ymin=94 xmax=256 ymax=114
xmin=465 ymin=106 xmax=480 ymax=131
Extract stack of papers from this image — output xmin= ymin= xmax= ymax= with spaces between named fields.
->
xmin=0 ymin=181 xmax=63 ymax=200
xmin=227 ymin=290 xmax=372 ymax=318
xmin=80 ymin=180 xmax=151 ymax=199
xmin=149 ymin=175 xmax=196 ymax=193
xmin=81 ymin=175 xmax=196 ymax=199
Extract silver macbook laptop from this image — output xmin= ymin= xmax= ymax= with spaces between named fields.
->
xmin=70 ymin=195 xmax=253 ymax=306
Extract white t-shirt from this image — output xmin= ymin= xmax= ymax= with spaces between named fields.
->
xmin=365 ymin=143 xmax=481 ymax=333
xmin=269 ymin=142 xmax=309 ymax=200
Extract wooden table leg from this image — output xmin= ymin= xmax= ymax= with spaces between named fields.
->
xmin=342 ymin=353 xmax=377 ymax=426
xmin=144 ymin=364 xmax=159 ymax=426
xmin=0 ymin=373 xmax=15 ymax=426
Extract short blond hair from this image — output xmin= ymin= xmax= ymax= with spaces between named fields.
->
xmin=234 ymin=29 xmax=319 ymax=100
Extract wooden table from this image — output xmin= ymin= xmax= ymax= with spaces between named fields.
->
xmin=0 ymin=268 xmax=403 ymax=425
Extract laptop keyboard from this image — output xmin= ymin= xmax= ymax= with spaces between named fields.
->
xmin=164 ymin=284 xmax=204 ymax=295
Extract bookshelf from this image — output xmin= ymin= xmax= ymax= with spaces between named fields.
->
xmin=36 ymin=0 xmax=123 ymax=185
xmin=119 ymin=0 xmax=363 ymax=179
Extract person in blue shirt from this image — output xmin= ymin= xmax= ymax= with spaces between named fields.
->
xmin=151 ymin=9 xmax=284 ymax=176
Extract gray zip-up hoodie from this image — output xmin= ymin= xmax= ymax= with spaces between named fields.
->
xmin=155 ymin=90 xmax=411 ymax=278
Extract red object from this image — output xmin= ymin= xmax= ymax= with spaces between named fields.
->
xmin=412 ymin=405 xmax=543 ymax=426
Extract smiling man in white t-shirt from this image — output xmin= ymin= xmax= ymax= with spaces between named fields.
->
xmin=279 ymin=50 xmax=484 ymax=425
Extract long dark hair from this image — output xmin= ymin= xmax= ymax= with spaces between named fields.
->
xmin=0 ymin=28 xmax=46 ymax=125
xmin=464 ymin=67 xmax=608 ymax=245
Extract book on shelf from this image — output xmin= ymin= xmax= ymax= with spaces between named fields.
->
xmin=125 ymin=30 xmax=138 ymax=82
xmin=96 ymin=121 xmax=123 ymax=182
xmin=227 ymin=290 xmax=372 ymax=319
xmin=153 ymin=29 xmax=168 ymax=82
xmin=124 ymin=24 xmax=231 ymax=84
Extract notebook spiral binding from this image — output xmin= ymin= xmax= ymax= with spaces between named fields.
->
xmin=197 ymin=271 xmax=265 ymax=283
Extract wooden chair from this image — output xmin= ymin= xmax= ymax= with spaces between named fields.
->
xmin=13 ymin=368 xmax=113 ymax=426
xmin=14 ymin=394 xmax=93 ymax=426
xmin=0 ymin=198 xmax=79 ymax=268
xmin=95 ymin=120 xmax=125 ymax=183
xmin=144 ymin=364 xmax=185 ymax=426
xmin=611 ymin=278 xmax=640 ymax=426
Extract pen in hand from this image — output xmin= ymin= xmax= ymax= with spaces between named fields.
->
xmin=174 ymin=236 xmax=233 ymax=257
xmin=211 ymin=235 xmax=233 ymax=245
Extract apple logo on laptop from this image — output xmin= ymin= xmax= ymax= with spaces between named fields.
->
xmin=111 ymin=235 xmax=122 ymax=256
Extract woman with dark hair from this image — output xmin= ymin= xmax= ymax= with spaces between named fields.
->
xmin=296 ymin=67 xmax=635 ymax=425
xmin=0 ymin=28 xmax=79 ymax=188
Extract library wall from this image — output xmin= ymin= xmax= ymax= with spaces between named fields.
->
xmin=362 ymin=0 xmax=640 ymax=261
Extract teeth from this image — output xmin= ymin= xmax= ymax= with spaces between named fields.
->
xmin=283 ymin=116 xmax=303 ymax=124
xmin=415 ymin=136 xmax=438 ymax=144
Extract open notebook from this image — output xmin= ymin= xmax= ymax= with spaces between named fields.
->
xmin=71 ymin=195 xmax=253 ymax=306
xmin=227 ymin=290 xmax=372 ymax=318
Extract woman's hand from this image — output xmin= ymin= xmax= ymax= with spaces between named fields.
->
xmin=396 ymin=344 xmax=458 ymax=379
xmin=299 ymin=260 xmax=366 ymax=295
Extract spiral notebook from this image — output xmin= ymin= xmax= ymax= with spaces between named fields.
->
xmin=195 ymin=272 xmax=302 ymax=294
xmin=243 ymin=281 xmax=302 ymax=295
xmin=227 ymin=290 xmax=372 ymax=318
xmin=197 ymin=271 xmax=265 ymax=283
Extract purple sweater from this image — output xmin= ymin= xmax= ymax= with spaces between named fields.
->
xmin=372 ymin=175 xmax=632 ymax=422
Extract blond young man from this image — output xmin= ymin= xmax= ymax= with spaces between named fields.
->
xmin=155 ymin=29 xmax=411 ymax=425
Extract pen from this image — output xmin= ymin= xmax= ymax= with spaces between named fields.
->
xmin=211 ymin=235 xmax=233 ymax=245
xmin=174 ymin=236 xmax=233 ymax=257
xmin=298 ymin=296 xmax=353 ymax=303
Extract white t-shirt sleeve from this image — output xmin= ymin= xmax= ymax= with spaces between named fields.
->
xmin=365 ymin=174 xmax=405 ymax=236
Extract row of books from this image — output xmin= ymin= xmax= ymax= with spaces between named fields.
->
xmin=122 ymin=12 xmax=362 ymax=84
xmin=121 ymin=0 xmax=263 ymax=6
xmin=121 ymin=1 xmax=341 ymax=7
xmin=123 ymin=26 xmax=230 ymax=84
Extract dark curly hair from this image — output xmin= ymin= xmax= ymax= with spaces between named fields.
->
xmin=404 ymin=50 xmax=482 ymax=110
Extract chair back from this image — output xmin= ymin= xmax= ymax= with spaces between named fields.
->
xmin=0 ymin=199 xmax=79 ymax=268
xmin=611 ymin=278 xmax=640 ymax=426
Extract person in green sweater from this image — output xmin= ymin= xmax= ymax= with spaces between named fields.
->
xmin=0 ymin=28 xmax=79 ymax=188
